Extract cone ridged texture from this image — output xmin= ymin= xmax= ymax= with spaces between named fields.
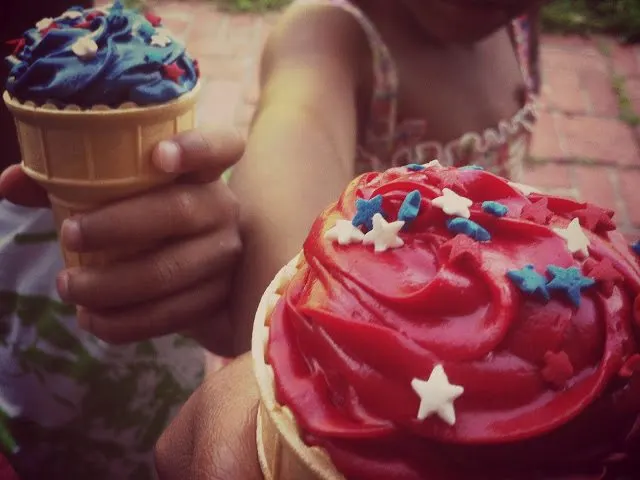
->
xmin=3 ymin=83 xmax=201 ymax=267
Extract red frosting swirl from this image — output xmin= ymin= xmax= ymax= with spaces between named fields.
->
xmin=267 ymin=166 xmax=640 ymax=479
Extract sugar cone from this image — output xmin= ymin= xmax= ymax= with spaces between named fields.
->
xmin=3 ymin=83 xmax=201 ymax=267
xmin=252 ymin=254 xmax=346 ymax=480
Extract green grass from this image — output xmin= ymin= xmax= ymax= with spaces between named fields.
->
xmin=213 ymin=0 xmax=291 ymax=12
xmin=612 ymin=74 xmax=640 ymax=127
xmin=541 ymin=0 xmax=640 ymax=41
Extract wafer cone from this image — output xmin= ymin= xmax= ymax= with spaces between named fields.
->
xmin=3 ymin=83 xmax=201 ymax=267
xmin=252 ymin=254 xmax=346 ymax=480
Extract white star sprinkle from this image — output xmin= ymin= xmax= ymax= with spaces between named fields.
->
xmin=150 ymin=34 xmax=172 ymax=47
xmin=60 ymin=10 xmax=83 ymax=20
xmin=411 ymin=365 xmax=464 ymax=426
xmin=425 ymin=159 xmax=443 ymax=169
xmin=508 ymin=181 xmax=542 ymax=196
xmin=553 ymin=218 xmax=590 ymax=257
xmin=363 ymin=213 xmax=404 ymax=253
xmin=71 ymin=36 xmax=99 ymax=61
xmin=324 ymin=219 xmax=365 ymax=246
xmin=432 ymin=188 xmax=473 ymax=218
xmin=36 ymin=18 xmax=54 ymax=31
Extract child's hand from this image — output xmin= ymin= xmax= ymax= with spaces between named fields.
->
xmin=0 ymin=127 xmax=245 ymax=352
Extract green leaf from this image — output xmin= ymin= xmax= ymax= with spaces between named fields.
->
xmin=36 ymin=318 xmax=86 ymax=354
xmin=135 ymin=341 xmax=158 ymax=358
xmin=13 ymin=231 xmax=58 ymax=245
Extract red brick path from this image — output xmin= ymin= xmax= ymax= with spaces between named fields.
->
xmin=152 ymin=1 xmax=640 ymax=240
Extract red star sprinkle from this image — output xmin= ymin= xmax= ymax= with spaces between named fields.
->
xmin=145 ymin=12 xmax=162 ymax=27
xmin=40 ymin=22 xmax=60 ymax=36
xmin=541 ymin=350 xmax=574 ymax=388
xmin=582 ymin=257 xmax=623 ymax=297
xmin=520 ymin=198 xmax=554 ymax=224
xmin=75 ymin=20 xmax=94 ymax=29
xmin=619 ymin=354 xmax=640 ymax=378
xmin=86 ymin=11 xmax=105 ymax=21
xmin=193 ymin=59 xmax=200 ymax=78
xmin=162 ymin=62 xmax=185 ymax=82
xmin=6 ymin=38 xmax=26 ymax=56
xmin=428 ymin=169 xmax=468 ymax=195
xmin=572 ymin=203 xmax=615 ymax=232
xmin=439 ymin=234 xmax=482 ymax=267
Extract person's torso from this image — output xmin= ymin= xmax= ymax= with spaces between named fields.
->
xmin=295 ymin=0 xmax=539 ymax=180
xmin=0 ymin=201 xmax=205 ymax=480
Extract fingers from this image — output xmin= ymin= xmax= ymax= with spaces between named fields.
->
xmin=60 ymin=181 xmax=239 ymax=252
xmin=155 ymin=354 xmax=262 ymax=480
xmin=76 ymin=274 xmax=231 ymax=344
xmin=153 ymin=126 xmax=245 ymax=183
xmin=59 ymin=228 xmax=241 ymax=310
xmin=0 ymin=165 xmax=50 ymax=207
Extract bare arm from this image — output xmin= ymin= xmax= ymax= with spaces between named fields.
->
xmin=228 ymin=4 xmax=369 ymax=353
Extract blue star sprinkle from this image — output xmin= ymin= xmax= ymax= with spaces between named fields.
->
xmin=482 ymin=201 xmax=509 ymax=217
xmin=407 ymin=164 xmax=425 ymax=171
xmin=145 ymin=49 xmax=167 ymax=64
xmin=137 ymin=22 xmax=157 ymax=39
xmin=446 ymin=218 xmax=491 ymax=242
xmin=398 ymin=190 xmax=422 ymax=224
xmin=507 ymin=265 xmax=550 ymax=301
xmin=546 ymin=265 xmax=595 ymax=307
xmin=352 ymin=195 xmax=385 ymax=231
xmin=459 ymin=165 xmax=485 ymax=171
xmin=633 ymin=241 xmax=640 ymax=256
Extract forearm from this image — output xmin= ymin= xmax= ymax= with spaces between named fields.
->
xmin=229 ymin=101 xmax=356 ymax=353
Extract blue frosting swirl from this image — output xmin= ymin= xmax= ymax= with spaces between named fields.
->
xmin=5 ymin=1 xmax=199 ymax=108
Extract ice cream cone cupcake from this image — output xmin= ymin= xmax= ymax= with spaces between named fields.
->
xmin=252 ymin=163 xmax=640 ymax=479
xmin=3 ymin=1 xmax=201 ymax=267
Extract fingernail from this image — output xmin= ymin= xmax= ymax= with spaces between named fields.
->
xmin=156 ymin=141 xmax=181 ymax=173
xmin=61 ymin=218 xmax=82 ymax=251
xmin=76 ymin=306 xmax=91 ymax=330
xmin=56 ymin=271 xmax=70 ymax=301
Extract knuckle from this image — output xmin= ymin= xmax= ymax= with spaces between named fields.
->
xmin=151 ymin=251 xmax=184 ymax=286
xmin=217 ymin=187 xmax=241 ymax=224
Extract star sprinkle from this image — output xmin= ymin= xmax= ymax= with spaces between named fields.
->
xmin=447 ymin=218 xmax=491 ymax=242
xmin=352 ymin=195 xmax=385 ymax=231
xmin=86 ymin=10 xmax=105 ymax=21
xmin=572 ymin=203 xmax=615 ymax=232
xmin=633 ymin=241 xmax=640 ymax=256
xmin=36 ymin=18 xmax=54 ymax=31
xmin=145 ymin=49 xmax=166 ymax=64
xmin=324 ymin=219 xmax=365 ymax=246
xmin=482 ymin=201 xmax=508 ymax=217
xmin=411 ymin=365 xmax=464 ymax=426
xmin=162 ymin=62 xmax=185 ymax=82
xmin=541 ymin=351 xmax=574 ymax=388
xmin=433 ymin=170 xmax=467 ymax=193
xmin=398 ymin=190 xmax=422 ymax=224
xmin=71 ymin=36 xmax=99 ymax=61
xmin=424 ymin=159 xmax=443 ymax=169
xmin=439 ymin=234 xmax=482 ymax=267
xmin=508 ymin=181 xmax=541 ymax=196
xmin=74 ymin=20 xmax=95 ymax=29
xmin=521 ymin=198 xmax=553 ymax=224
xmin=406 ymin=164 xmax=425 ymax=171
xmin=432 ymin=188 xmax=473 ymax=218
xmin=150 ymin=34 xmax=172 ymax=47
xmin=60 ymin=10 xmax=83 ymax=20
xmin=507 ymin=265 xmax=550 ymax=301
xmin=363 ymin=213 xmax=404 ymax=253
xmin=546 ymin=265 xmax=596 ymax=307
xmin=6 ymin=38 xmax=26 ymax=57
xmin=582 ymin=257 xmax=623 ymax=297
xmin=553 ymin=218 xmax=590 ymax=258
xmin=145 ymin=12 xmax=163 ymax=27
xmin=459 ymin=165 xmax=484 ymax=171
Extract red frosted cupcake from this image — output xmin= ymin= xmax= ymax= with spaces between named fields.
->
xmin=251 ymin=161 xmax=640 ymax=480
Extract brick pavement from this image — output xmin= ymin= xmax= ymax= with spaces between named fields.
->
xmin=151 ymin=1 xmax=640 ymax=240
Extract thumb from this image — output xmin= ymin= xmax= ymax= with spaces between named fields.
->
xmin=0 ymin=165 xmax=50 ymax=207
xmin=152 ymin=126 xmax=245 ymax=184
xmin=155 ymin=353 xmax=263 ymax=480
